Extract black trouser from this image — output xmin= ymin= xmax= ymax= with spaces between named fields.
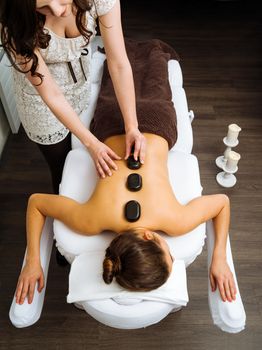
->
xmin=37 ymin=133 xmax=71 ymax=265
xmin=37 ymin=133 xmax=71 ymax=194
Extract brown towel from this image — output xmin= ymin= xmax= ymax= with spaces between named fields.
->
xmin=90 ymin=38 xmax=179 ymax=149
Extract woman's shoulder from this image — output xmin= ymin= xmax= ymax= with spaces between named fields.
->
xmin=90 ymin=0 xmax=117 ymax=18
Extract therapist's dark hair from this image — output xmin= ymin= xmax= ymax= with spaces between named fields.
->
xmin=103 ymin=231 xmax=170 ymax=291
xmin=0 ymin=0 xmax=93 ymax=82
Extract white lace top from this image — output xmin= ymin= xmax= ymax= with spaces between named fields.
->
xmin=12 ymin=0 xmax=116 ymax=144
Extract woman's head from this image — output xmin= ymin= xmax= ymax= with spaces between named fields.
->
xmin=0 ymin=0 xmax=93 ymax=79
xmin=103 ymin=230 xmax=173 ymax=291
xmin=36 ymin=1 xmax=74 ymax=17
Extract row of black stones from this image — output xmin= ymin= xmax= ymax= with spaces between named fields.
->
xmin=124 ymin=149 xmax=143 ymax=222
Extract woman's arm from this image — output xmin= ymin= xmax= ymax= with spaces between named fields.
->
xmin=16 ymin=193 xmax=96 ymax=305
xmin=170 ymin=194 xmax=237 ymax=302
xmin=98 ymin=0 xmax=146 ymax=163
xmin=16 ymin=52 xmax=121 ymax=178
xmin=25 ymin=193 xmax=93 ymax=260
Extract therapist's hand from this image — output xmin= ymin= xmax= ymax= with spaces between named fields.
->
xmin=125 ymin=128 xmax=146 ymax=164
xmin=16 ymin=262 xmax=45 ymax=305
xmin=88 ymin=139 xmax=121 ymax=178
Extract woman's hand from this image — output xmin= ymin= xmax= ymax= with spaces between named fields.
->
xmin=88 ymin=138 xmax=121 ymax=178
xmin=125 ymin=128 xmax=146 ymax=163
xmin=209 ymin=256 xmax=237 ymax=302
xmin=15 ymin=261 xmax=45 ymax=305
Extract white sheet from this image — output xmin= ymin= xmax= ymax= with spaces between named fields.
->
xmin=67 ymin=251 xmax=188 ymax=306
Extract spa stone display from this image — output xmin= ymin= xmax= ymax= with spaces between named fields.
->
xmin=216 ymin=123 xmax=242 ymax=188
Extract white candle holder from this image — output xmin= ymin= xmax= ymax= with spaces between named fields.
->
xmin=216 ymin=163 xmax=238 ymax=188
xmin=215 ymin=136 xmax=239 ymax=169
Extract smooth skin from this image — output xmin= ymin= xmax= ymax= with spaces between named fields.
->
xmin=16 ymin=0 xmax=146 ymax=178
xmin=15 ymin=133 xmax=237 ymax=305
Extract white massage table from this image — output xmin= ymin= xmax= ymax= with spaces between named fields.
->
xmin=9 ymin=37 xmax=246 ymax=332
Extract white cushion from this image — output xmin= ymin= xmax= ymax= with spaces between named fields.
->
xmin=81 ymin=298 xmax=177 ymax=329
xmin=67 ymin=251 xmax=188 ymax=306
xmin=169 ymin=86 xmax=193 ymax=154
xmin=168 ymin=59 xmax=183 ymax=87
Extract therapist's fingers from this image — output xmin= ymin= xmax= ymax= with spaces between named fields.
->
xmin=139 ymin=138 xmax=146 ymax=164
xmin=107 ymin=147 xmax=121 ymax=161
xmin=133 ymin=140 xmax=141 ymax=161
xmin=104 ymin=153 xmax=119 ymax=171
xmin=99 ymin=157 xmax=112 ymax=177
xmin=97 ymin=148 xmax=121 ymax=178
xmin=96 ymin=162 xmax=106 ymax=178
xmin=125 ymin=142 xmax=132 ymax=160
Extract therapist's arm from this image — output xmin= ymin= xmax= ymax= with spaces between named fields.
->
xmin=15 ymin=51 xmax=121 ymax=178
xmin=98 ymin=0 xmax=146 ymax=163
xmin=15 ymin=193 xmax=94 ymax=304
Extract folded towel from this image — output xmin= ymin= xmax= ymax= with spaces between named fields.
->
xmin=67 ymin=250 xmax=188 ymax=306
xmin=90 ymin=38 xmax=179 ymax=149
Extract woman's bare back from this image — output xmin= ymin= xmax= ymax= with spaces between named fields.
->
xmin=83 ymin=133 xmax=182 ymax=233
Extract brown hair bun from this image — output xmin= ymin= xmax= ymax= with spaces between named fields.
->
xmin=103 ymin=254 xmax=121 ymax=284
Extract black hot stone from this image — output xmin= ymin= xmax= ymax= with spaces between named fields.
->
xmin=127 ymin=173 xmax=142 ymax=191
xmin=127 ymin=144 xmax=142 ymax=170
xmin=127 ymin=155 xmax=141 ymax=170
xmin=124 ymin=200 xmax=141 ymax=222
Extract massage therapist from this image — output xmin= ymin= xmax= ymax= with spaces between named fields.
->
xmin=0 ymin=0 xmax=146 ymax=193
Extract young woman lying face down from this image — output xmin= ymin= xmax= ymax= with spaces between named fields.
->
xmin=15 ymin=133 xmax=237 ymax=305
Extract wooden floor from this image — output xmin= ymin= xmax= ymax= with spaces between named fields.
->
xmin=1 ymin=1 xmax=262 ymax=349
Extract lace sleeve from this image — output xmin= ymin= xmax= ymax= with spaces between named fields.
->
xmin=92 ymin=0 xmax=117 ymax=17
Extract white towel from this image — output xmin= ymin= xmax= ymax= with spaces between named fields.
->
xmin=67 ymin=251 xmax=188 ymax=306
